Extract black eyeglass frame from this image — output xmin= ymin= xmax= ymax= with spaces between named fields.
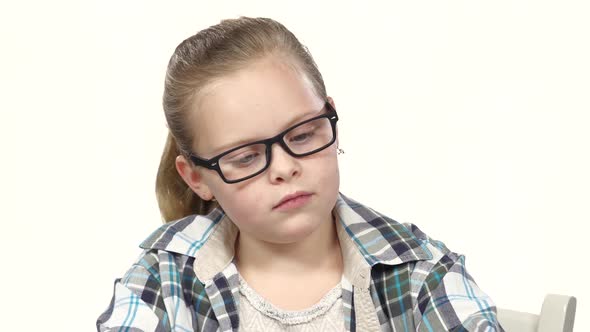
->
xmin=188 ymin=102 xmax=339 ymax=184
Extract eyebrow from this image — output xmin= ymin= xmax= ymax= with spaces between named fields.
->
xmin=206 ymin=104 xmax=328 ymax=157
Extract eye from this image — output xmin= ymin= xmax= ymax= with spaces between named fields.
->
xmin=289 ymin=131 xmax=314 ymax=143
xmin=229 ymin=152 xmax=261 ymax=167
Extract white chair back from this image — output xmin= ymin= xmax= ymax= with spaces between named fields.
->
xmin=497 ymin=294 xmax=576 ymax=332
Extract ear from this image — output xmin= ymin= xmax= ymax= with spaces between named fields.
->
xmin=327 ymin=96 xmax=336 ymax=110
xmin=175 ymin=155 xmax=214 ymax=201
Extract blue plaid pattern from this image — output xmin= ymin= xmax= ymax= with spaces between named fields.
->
xmin=98 ymin=193 xmax=503 ymax=331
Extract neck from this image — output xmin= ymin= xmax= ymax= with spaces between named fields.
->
xmin=235 ymin=213 xmax=342 ymax=277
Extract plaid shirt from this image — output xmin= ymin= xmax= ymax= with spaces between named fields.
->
xmin=97 ymin=193 xmax=503 ymax=332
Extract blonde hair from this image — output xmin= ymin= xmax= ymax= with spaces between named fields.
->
xmin=155 ymin=17 xmax=328 ymax=223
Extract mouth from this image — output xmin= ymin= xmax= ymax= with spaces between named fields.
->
xmin=273 ymin=191 xmax=313 ymax=210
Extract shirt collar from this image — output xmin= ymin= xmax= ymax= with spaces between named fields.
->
xmin=335 ymin=193 xmax=432 ymax=266
xmin=140 ymin=193 xmax=432 ymax=282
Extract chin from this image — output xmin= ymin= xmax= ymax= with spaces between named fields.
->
xmin=273 ymin=214 xmax=326 ymax=243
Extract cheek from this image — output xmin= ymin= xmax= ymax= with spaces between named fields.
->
xmin=319 ymin=156 xmax=340 ymax=193
xmin=303 ymin=150 xmax=340 ymax=200
xmin=312 ymin=149 xmax=340 ymax=180
xmin=211 ymin=180 xmax=268 ymax=225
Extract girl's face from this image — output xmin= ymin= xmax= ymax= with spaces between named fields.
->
xmin=176 ymin=56 xmax=340 ymax=244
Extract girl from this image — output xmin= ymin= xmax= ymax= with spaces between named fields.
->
xmin=97 ymin=17 xmax=503 ymax=332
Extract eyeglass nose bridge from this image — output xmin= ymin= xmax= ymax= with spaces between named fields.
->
xmin=224 ymin=133 xmax=295 ymax=185
xmin=270 ymin=130 xmax=300 ymax=154
xmin=260 ymin=130 xmax=301 ymax=169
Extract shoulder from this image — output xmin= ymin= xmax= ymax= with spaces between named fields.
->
xmin=122 ymin=209 xmax=228 ymax=287
xmin=139 ymin=207 xmax=226 ymax=257
xmin=392 ymin=220 xmax=464 ymax=278
xmin=98 ymin=248 xmax=210 ymax=331
xmin=336 ymin=193 xmax=441 ymax=265
xmin=401 ymin=222 xmax=455 ymax=257
xmin=337 ymin=193 xmax=460 ymax=265
xmin=113 ymin=210 xmax=226 ymax=302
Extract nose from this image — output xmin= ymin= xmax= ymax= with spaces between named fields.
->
xmin=267 ymin=143 xmax=301 ymax=184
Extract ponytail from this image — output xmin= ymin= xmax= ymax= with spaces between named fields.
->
xmin=155 ymin=131 xmax=217 ymax=223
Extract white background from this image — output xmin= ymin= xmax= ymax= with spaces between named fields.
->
xmin=1 ymin=1 xmax=588 ymax=331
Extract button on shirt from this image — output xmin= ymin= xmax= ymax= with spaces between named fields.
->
xmin=97 ymin=193 xmax=504 ymax=331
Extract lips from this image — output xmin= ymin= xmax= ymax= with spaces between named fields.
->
xmin=273 ymin=191 xmax=313 ymax=209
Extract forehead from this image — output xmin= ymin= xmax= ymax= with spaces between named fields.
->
xmin=191 ymin=56 xmax=324 ymax=156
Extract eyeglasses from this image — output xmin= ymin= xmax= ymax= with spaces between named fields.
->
xmin=189 ymin=101 xmax=339 ymax=184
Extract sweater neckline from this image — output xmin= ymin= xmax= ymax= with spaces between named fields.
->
xmin=238 ymin=273 xmax=343 ymax=325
